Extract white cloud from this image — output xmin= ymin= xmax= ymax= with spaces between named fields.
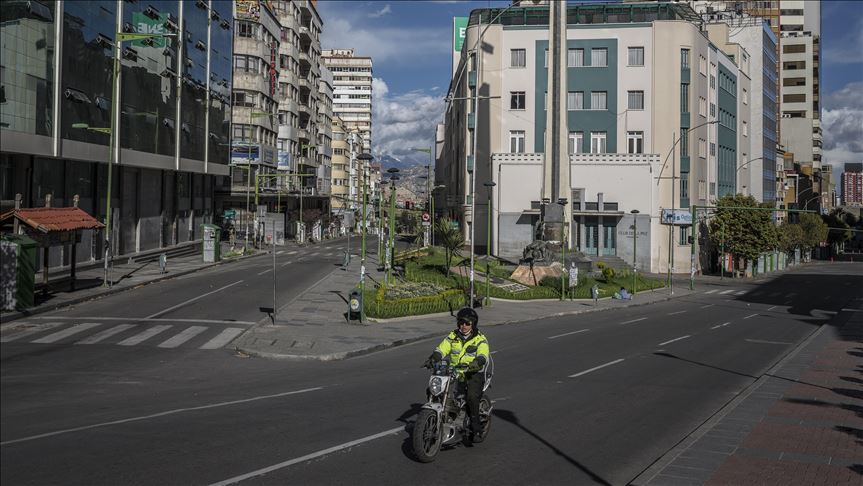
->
xmin=321 ymin=17 xmax=450 ymax=64
xmin=822 ymin=81 xmax=863 ymax=179
xmin=368 ymin=4 xmax=392 ymax=18
xmin=371 ymin=78 xmax=445 ymax=163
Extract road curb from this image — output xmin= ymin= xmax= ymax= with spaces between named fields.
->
xmin=0 ymin=251 xmax=267 ymax=325
xmin=628 ymin=321 xmax=830 ymax=486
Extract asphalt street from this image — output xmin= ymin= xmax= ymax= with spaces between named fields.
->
xmin=1 ymin=262 xmax=859 ymax=485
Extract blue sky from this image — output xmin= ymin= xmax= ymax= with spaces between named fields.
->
xmin=318 ymin=0 xmax=862 ymax=171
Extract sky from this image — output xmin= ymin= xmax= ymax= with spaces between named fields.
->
xmin=317 ymin=0 xmax=863 ymax=175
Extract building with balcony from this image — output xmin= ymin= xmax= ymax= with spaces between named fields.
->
xmin=436 ymin=2 xmax=751 ymax=273
xmin=317 ymin=64 xmax=333 ymax=197
xmin=842 ymin=163 xmax=863 ymax=208
xmin=1 ymin=0 xmax=233 ymax=268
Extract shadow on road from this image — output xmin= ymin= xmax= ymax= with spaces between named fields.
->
xmin=492 ymin=408 xmax=612 ymax=485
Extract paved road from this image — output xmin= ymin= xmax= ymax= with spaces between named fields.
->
xmin=1 ymin=262 xmax=858 ymax=485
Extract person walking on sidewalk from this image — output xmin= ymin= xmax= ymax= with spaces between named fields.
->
xmin=424 ymin=307 xmax=490 ymax=443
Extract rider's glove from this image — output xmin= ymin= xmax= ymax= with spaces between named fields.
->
xmin=423 ymin=352 xmax=442 ymax=368
xmin=467 ymin=360 xmax=482 ymax=372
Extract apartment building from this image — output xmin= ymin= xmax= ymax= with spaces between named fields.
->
xmin=321 ymin=49 xmax=373 ymax=152
xmin=842 ymin=164 xmax=863 ymax=208
xmin=330 ymin=117 xmax=350 ymax=214
xmin=437 ymin=2 xmax=751 ymax=273
xmin=1 ymin=0 xmax=233 ymax=267
xmin=317 ymin=65 xmax=333 ymax=197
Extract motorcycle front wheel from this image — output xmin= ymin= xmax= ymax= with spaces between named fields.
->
xmin=412 ymin=409 xmax=442 ymax=463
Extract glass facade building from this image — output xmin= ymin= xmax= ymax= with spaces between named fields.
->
xmin=1 ymin=0 xmax=233 ymax=267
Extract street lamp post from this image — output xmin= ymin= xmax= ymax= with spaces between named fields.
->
xmin=558 ymin=198 xmax=568 ymax=301
xmin=412 ymin=147 xmax=433 ymax=247
xmin=630 ymin=209 xmax=640 ymax=295
xmin=386 ymin=169 xmax=400 ymax=283
xmin=431 ymin=183 xmax=445 ymax=247
xmin=483 ymin=181 xmax=496 ymax=306
xmin=356 ymin=152 xmax=374 ymax=322
xmin=656 ymin=119 xmax=720 ymax=295
xmin=297 ymin=143 xmax=316 ymax=244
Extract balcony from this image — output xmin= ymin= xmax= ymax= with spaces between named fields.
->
xmin=299 ymin=25 xmax=311 ymax=41
xmin=468 ymin=71 xmax=477 ymax=88
xmin=298 ymin=76 xmax=311 ymax=89
xmin=278 ymin=125 xmax=298 ymax=141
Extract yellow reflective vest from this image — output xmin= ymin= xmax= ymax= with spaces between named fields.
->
xmin=434 ymin=330 xmax=490 ymax=378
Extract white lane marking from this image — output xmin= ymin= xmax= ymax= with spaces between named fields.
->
xmin=735 ymin=290 xmax=746 ymax=296
xmin=310 ymin=252 xmax=320 ymax=256
xmin=568 ymin=359 xmax=625 ymax=378
xmin=620 ymin=317 xmax=647 ymax=325
xmin=704 ymin=289 xmax=718 ymax=294
xmin=75 ymin=324 xmax=137 ymax=344
xmin=31 ymin=323 xmax=102 ymax=344
xmin=547 ymin=329 xmax=589 ymax=340
xmin=288 ymin=250 xmax=298 ymax=255
xmin=767 ymin=305 xmax=778 ymax=311
xmin=208 ymin=425 xmax=403 ymax=486
xmin=700 ymin=304 xmax=715 ymax=309
xmin=281 ymin=261 xmax=293 ymax=267
xmin=145 ymin=280 xmax=244 ymax=319
xmin=257 ymin=268 xmax=272 ymax=276
xmin=668 ymin=310 xmax=687 ymax=316
xmin=742 ymin=313 xmax=759 ymax=320
xmin=841 ymin=308 xmax=863 ymax=312
xmin=31 ymin=316 xmax=255 ymax=325
xmin=0 ymin=387 xmax=324 ymax=447
xmin=720 ymin=289 xmax=735 ymax=295
xmin=745 ymin=339 xmax=792 ymax=345
xmin=200 ymin=328 xmax=245 ymax=349
xmin=158 ymin=326 xmax=208 ymax=348
xmin=658 ymin=335 xmax=691 ymax=346
xmin=710 ymin=322 xmax=731 ymax=330
xmin=117 ymin=325 xmax=172 ymax=346
xmin=276 ymin=251 xmax=284 ymax=255
xmin=0 ymin=322 xmax=65 ymax=343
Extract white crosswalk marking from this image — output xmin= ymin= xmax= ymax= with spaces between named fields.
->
xmin=32 ymin=323 xmax=102 ymax=344
xmin=704 ymin=289 xmax=718 ymax=294
xmin=117 ymin=325 xmax=172 ymax=346
xmin=1 ymin=322 xmax=65 ymax=343
xmin=158 ymin=326 xmax=207 ymax=348
xmin=720 ymin=289 xmax=735 ymax=295
xmin=76 ymin=324 xmax=137 ymax=344
xmin=200 ymin=328 xmax=244 ymax=349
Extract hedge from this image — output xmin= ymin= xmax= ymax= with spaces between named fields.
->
xmin=365 ymin=289 xmax=466 ymax=319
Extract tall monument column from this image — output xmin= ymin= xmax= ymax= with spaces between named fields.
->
xmin=541 ymin=0 xmax=571 ymax=244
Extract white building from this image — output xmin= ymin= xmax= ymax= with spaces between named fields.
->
xmin=437 ymin=3 xmax=751 ymax=273
xmin=321 ymin=49 xmax=373 ymax=152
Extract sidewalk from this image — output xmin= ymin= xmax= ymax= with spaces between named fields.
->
xmin=633 ymin=307 xmax=863 ymax=485
xmin=1 ymin=242 xmax=268 ymax=323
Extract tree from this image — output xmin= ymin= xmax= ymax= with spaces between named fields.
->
xmin=798 ymin=212 xmax=828 ymax=252
xmin=398 ymin=210 xmax=419 ymax=235
xmin=708 ymin=194 xmax=778 ymax=274
xmin=822 ymin=209 xmax=852 ymax=249
xmin=435 ymin=217 xmax=464 ymax=277
xmin=778 ymin=221 xmax=804 ymax=255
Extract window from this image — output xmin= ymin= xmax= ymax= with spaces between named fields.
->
xmin=568 ymin=131 xmax=584 ymax=154
xmin=710 ymin=102 xmax=716 ymax=117
xmin=591 ymin=48 xmax=607 ymax=67
xmin=543 ymin=91 xmax=547 ymax=110
xmin=627 ymin=131 xmax=643 ymax=154
xmin=628 ymin=47 xmax=644 ymax=66
xmin=710 ymin=142 xmax=716 ymax=156
xmin=681 ymin=49 xmax=690 ymax=69
xmin=567 ymin=91 xmax=584 ymax=110
xmin=698 ymin=138 xmax=707 ymax=158
xmin=590 ymin=131 xmax=607 ymax=154
xmin=237 ymin=20 xmax=257 ymax=38
xmin=510 ymin=49 xmax=526 ymax=68
xmin=591 ymin=91 xmax=607 ymax=110
xmin=628 ymin=91 xmax=644 ymax=110
xmin=678 ymin=226 xmax=690 ymax=245
xmin=509 ymin=130 xmax=525 ymax=153
xmin=742 ymin=120 xmax=748 ymax=136
xmin=699 ymin=55 xmax=707 ymax=76
xmin=742 ymin=87 xmax=748 ymax=105
xmin=568 ymin=48 xmax=584 ymax=67
xmin=680 ymin=84 xmax=689 ymax=113
xmin=680 ymin=178 xmax=689 ymax=202
xmin=698 ymin=97 xmax=707 ymax=117
xmin=680 ymin=128 xmax=688 ymax=157
xmin=510 ymin=91 xmax=526 ymax=110
xmin=544 ymin=49 xmax=548 ymax=68
xmin=710 ymin=74 xmax=716 ymax=89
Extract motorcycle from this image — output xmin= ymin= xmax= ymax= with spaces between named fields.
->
xmin=412 ymin=359 xmax=494 ymax=463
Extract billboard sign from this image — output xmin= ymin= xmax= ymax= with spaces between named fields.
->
xmin=131 ymin=12 xmax=168 ymax=48
xmin=452 ymin=17 xmax=468 ymax=75
xmin=235 ymin=0 xmax=261 ymax=20
xmin=661 ymin=209 xmax=693 ymax=226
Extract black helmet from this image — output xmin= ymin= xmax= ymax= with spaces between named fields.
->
xmin=456 ymin=307 xmax=479 ymax=328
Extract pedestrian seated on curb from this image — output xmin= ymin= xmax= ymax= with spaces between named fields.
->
xmin=614 ymin=287 xmax=632 ymax=300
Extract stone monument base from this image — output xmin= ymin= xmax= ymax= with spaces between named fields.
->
xmin=510 ymin=262 xmax=564 ymax=286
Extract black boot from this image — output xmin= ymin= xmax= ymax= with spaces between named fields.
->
xmin=471 ymin=415 xmax=484 ymax=443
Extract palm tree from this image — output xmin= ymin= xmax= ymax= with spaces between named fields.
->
xmin=435 ymin=217 xmax=464 ymax=277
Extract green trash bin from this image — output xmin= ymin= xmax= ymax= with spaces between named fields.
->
xmin=201 ymin=224 xmax=221 ymax=263
xmin=1 ymin=234 xmax=37 ymax=310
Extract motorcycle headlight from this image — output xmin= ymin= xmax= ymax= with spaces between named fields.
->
xmin=430 ymin=376 xmax=444 ymax=396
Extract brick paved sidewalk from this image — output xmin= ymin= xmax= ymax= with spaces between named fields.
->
xmin=636 ymin=308 xmax=863 ymax=486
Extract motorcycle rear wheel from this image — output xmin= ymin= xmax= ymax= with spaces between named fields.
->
xmin=413 ymin=409 xmax=442 ymax=463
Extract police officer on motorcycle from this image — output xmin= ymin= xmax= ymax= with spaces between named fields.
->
xmin=424 ymin=307 xmax=490 ymax=443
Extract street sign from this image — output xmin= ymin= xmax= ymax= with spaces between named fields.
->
xmin=223 ymin=209 xmax=236 ymax=219
xmin=422 ymin=212 xmax=430 ymax=222
xmin=422 ymin=221 xmax=431 ymax=227
xmin=661 ymin=209 xmax=693 ymax=225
